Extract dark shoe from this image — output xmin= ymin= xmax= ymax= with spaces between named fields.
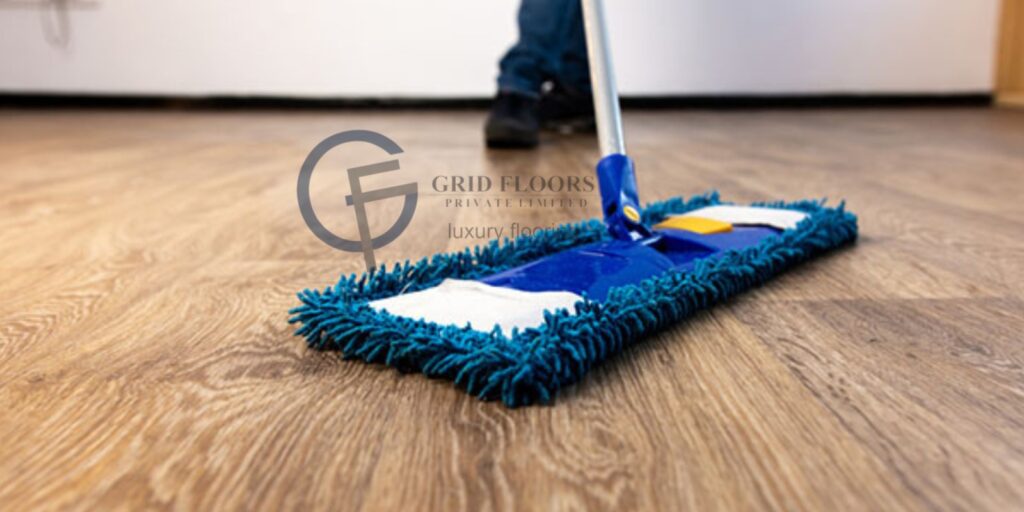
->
xmin=539 ymin=82 xmax=595 ymax=133
xmin=485 ymin=92 xmax=540 ymax=148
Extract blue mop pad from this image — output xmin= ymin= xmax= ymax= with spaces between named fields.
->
xmin=289 ymin=191 xmax=857 ymax=407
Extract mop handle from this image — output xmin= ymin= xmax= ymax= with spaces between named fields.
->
xmin=581 ymin=0 xmax=626 ymax=157
xmin=582 ymin=0 xmax=651 ymax=240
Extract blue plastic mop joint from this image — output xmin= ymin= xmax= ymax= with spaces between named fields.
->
xmin=596 ymin=153 xmax=652 ymax=241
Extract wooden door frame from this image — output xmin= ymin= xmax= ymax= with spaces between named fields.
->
xmin=998 ymin=0 xmax=1024 ymax=106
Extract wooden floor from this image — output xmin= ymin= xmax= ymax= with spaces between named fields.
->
xmin=1 ymin=107 xmax=1023 ymax=511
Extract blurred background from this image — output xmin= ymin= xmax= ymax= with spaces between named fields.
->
xmin=0 ymin=0 xmax=1015 ymax=101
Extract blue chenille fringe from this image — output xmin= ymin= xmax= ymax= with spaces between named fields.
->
xmin=288 ymin=192 xmax=858 ymax=407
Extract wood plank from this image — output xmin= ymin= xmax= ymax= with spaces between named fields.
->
xmin=736 ymin=298 xmax=1024 ymax=511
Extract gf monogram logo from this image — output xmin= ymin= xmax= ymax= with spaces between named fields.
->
xmin=297 ymin=130 xmax=418 ymax=271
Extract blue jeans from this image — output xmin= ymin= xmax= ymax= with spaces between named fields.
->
xmin=497 ymin=0 xmax=590 ymax=98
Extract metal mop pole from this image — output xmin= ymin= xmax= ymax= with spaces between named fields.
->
xmin=581 ymin=0 xmax=626 ymax=157
xmin=582 ymin=0 xmax=649 ymax=240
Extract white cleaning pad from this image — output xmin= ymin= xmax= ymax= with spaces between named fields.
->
xmin=680 ymin=205 xmax=808 ymax=230
xmin=369 ymin=279 xmax=583 ymax=333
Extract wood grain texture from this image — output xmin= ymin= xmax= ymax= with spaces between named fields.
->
xmin=1 ymin=107 xmax=1023 ymax=511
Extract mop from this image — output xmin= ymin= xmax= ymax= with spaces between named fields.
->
xmin=289 ymin=0 xmax=857 ymax=406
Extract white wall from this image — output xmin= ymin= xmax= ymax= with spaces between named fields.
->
xmin=0 ymin=0 xmax=1001 ymax=97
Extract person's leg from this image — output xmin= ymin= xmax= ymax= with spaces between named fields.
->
xmin=487 ymin=0 xmax=581 ymax=148
xmin=539 ymin=3 xmax=596 ymax=132
xmin=496 ymin=0 xmax=580 ymax=98
xmin=556 ymin=0 xmax=591 ymax=94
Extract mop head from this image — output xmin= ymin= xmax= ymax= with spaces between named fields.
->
xmin=289 ymin=191 xmax=857 ymax=407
